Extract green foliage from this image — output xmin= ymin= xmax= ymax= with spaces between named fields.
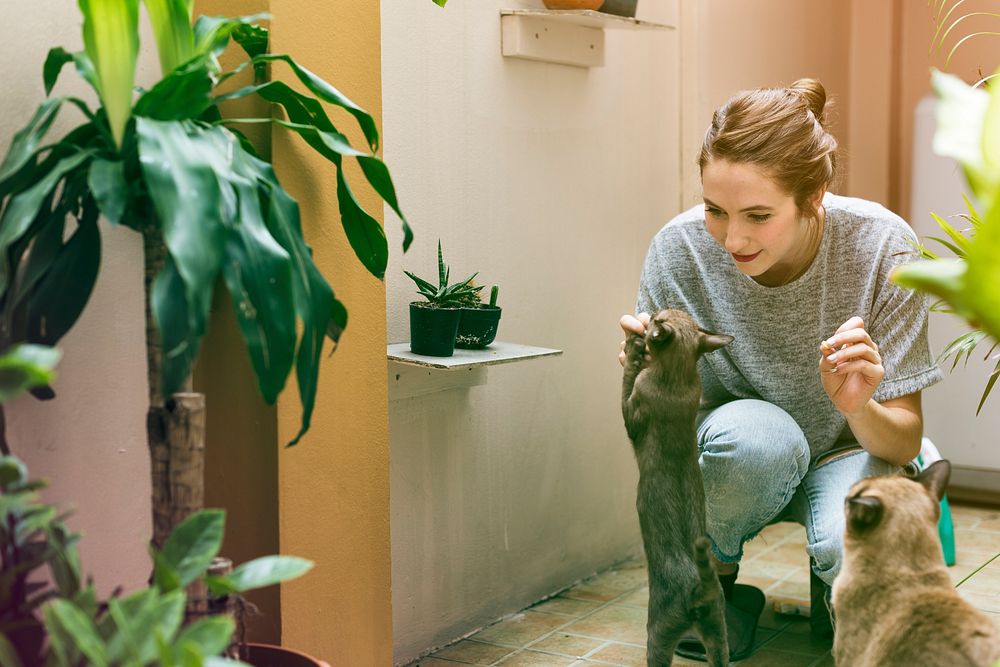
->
xmin=404 ymin=240 xmax=482 ymax=308
xmin=892 ymin=69 xmax=1000 ymax=413
xmin=0 ymin=3 xmax=454 ymax=445
xmin=1 ymin=459 xmax=314 ymax=667
xmin=0 ymin=455 xmax=82 ymax=667
xmin=0 ymin=344 xmax=61 ymax=403
xmin=489 ymin=285 xmax=499 ymax=308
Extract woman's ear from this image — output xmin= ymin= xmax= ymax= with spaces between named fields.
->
xmin=809 ymin=186 xmax=827 ymax=212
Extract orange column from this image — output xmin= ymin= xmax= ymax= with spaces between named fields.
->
xmin=269 ymin=1 xmax=392 ymax=663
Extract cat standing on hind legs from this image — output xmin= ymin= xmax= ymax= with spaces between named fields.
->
xmin=833 ymin=460 xmax=1000 ymax=667
xmin=621 ymin=309 xmax=733 ymax=667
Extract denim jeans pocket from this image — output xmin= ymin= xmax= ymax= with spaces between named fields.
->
xmin=812 ymin=445 xmax=864 ymax=469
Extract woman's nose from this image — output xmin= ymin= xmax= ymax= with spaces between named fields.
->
xmin=723 ymin=221 xmax=750 ymax=252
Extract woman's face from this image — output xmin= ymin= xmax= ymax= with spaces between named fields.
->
xmin=701 ymin=159 xmax=820 ymax=286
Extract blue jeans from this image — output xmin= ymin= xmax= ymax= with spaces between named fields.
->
xmin=696 ymin=399 xmax=899 ymax=586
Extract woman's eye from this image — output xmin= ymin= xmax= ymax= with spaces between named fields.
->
xmin=748 ymin=213 xmax=771 ymax=223
xmin=705 ymin=207 xmax=724 ymax=218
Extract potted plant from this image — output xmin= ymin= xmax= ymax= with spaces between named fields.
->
xmin=456 ymin=284 xmax=502 ymax=349
xmin=404 ymin=240 xmax=481 ymax=357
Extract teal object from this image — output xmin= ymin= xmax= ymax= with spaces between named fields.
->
xmin=939 ymin=494 xmax=957 ymax=567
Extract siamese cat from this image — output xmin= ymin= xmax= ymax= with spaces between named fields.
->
xmin=621 ymin=309 xmax=733 ymax=667
xmin=833 ymin=460 xmax=1000 ymax=666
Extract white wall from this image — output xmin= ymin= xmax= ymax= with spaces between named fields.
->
xmin=380 ymin=1 xmax=680 ymax=662
xmin=2 ymin=1 xmax=156 ymax=596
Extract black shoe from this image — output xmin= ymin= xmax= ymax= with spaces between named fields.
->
xmin=675 ymin=584 xmax=766 ymax=663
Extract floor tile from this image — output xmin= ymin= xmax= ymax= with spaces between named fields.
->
xmin=530 ymin=597 xmax=603 ymax=618
xmin=614 ymin=587 xmax=647 ymax=608
xmin=585 ymin=641 xmax=645 ymax=666
xmin=431 ymin=639 xmax=515 ymax=665
xmin=528 ymin=634 xmax=604 ymax=659
xmin=560 ymin=605 xmax=647 ymax=645
xmin=472 ymin=611 xmax=569 ymax=647
xmin=496 ymin=650 xmax=576 ymax=666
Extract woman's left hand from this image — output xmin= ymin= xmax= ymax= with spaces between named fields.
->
xmin=818 ymin=316 xmax=884 ymax=417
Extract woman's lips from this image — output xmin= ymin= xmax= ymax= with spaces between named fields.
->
xmin=732 ymin=251 xmax=761 ymax=263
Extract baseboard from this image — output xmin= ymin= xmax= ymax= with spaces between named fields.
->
xmin=947 ymin=465 xmax=1000 ymax=508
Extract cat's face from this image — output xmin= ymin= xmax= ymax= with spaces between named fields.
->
xmin=644 ymin=309 xmax=733 ymax=363
xmin=843 ymin=460 xmax=951 ymax=547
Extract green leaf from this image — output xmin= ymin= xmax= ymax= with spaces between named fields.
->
xmin=105 ymin=590 xmax=185 ymax=665
xmin=87 ymin=158 xmax=127 ymax=224
xmin=137 ymin=118 xmax=229 ymax=343
xmin=194 ymin=13 xmax=270 ymax=59
xmin=174 ymin=616 xmax=235 ymax=656
xmin=0 ymin=98 xmax=65 ymax=191
xmin=336 ymin=168 xmax=388 ymax=280
xmin=43 ymin=600 xmax=108 ymax=667
xmin=432 ymin=0 xmax=448 ymax=6
xmin=0 ymin=345 xmax=61 ymax=403
xmin=0 ymin=633 xmax=24 ymax=667
xmin=142 ymin=0 xmax=195 ymax=76
xmin=964 ymin=195 xmax=1000 ymax=341
xmin=151 ymin=257 xmax=199 ymax=396
xmin=357 ymin=155 xmax=412 ymax=251
xmin=79 ymin=0 xmax=139 ymax=149
xmin=0 ymin=148 xmax=93 ymax=295
xmin=261 ymin=182 xmax=334 ymax=446
xmin=134 ymin=57 xmax=215 ymax=120
xmin=220 ymin=176 xmax=296 ymax=404
xmin=891 ymin=258 xmax=971 ymax=318
xmin=252 ymin=54 xmax=380 ymax=151
xmin=206 ymin=555 xmax=313 ymax=595
xmin=151 ymin=547 xmax=182 ymax=592
xmin=24 ymin=202 xmax=101 ymax=346
xmin=157 ymin=509 xmax=225 ymax=590
xmin=43 ymin=48 xmax=75 ymax=96
xmin=976 ymin=362 xmax=1000 ymax=415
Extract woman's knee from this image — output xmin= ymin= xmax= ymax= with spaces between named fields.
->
xmin=698 ymin=399 xmax=810 ymax=480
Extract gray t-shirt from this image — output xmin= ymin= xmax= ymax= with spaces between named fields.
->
xmin=636 ymin=193 xmax=943 ymax=458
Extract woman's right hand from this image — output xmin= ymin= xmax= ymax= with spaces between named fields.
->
xmin=618 ymin=312 xmax=651 ymax=366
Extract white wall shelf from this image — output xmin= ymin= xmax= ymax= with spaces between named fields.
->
xmin=500 ymin=9 xmax=673 ymax=68
xmin=387 ymin=342 xmax=562 ymax=400
xmin=387 ymin=341 xmax=562 ymax=371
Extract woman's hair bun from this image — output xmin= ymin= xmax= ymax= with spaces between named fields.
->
xmin=789 ymin=78 xmax=827 ymax=125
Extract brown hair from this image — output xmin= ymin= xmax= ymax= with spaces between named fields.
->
xmin=698 ymin=78 xmax=838 ymax=220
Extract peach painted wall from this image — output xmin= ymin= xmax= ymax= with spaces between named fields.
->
xmin=270 ymin=0 xmax=393 ymax=663
xmin=1 ymin=1 xmax=158 ymax=598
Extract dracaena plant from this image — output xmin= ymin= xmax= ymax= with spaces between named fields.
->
xmin=0 ymin=0 xmax=447 ymax=545
xmin=890 ymin=3 xmax=1000 ymax=413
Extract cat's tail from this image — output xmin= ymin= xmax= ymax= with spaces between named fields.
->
xmin=693 ymin=536 xmax=723 ymax=606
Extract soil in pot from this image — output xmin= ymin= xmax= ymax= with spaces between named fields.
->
xmin=409 ymin=302 xmax=462 ymax=356
xmin=456 ymin=306 xmax=502 ymax=349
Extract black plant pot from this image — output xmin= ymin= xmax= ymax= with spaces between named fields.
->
xmin=456 ymin=306 xmax=502 ymax=349
xmin=409 ymin=302 xmax=462 ymax=356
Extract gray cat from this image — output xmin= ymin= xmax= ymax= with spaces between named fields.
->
xmin=621 ymin=309 xmax=733 ymax=667
xmin=833 ymin=460 xmax=1000 ymax=667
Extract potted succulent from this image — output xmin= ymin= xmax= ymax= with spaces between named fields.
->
xmin=404 ymin=241 xmax=481 ymax=357
xmin=456 ymin=284 xmax=502 ymax=349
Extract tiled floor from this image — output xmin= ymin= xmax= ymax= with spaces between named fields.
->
xmin=407 ymin=502 xmax=1000 ymax=666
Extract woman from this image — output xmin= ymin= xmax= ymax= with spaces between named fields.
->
xmin=620 ymin=78 xmax=942 ymax=660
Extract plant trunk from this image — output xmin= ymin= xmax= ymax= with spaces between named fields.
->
xmin=143 ymin=230 xmax=206 ymax=549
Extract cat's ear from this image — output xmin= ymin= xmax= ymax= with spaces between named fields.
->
xmin=916 ymin=460 xmax=951 ymax=501
xmin=699 ymin=331 xmax=734 ymax=353
xmin=847 ymin=495 xmax=883 ymax=534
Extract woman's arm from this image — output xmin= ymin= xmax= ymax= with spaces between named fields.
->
xmin=841 ymin=392 xmax=923 ymax=465
xmin=818 ymin=315 xmax=924 ymax=465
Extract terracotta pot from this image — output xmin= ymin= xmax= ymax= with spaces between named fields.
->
xmin=542 ymin=0 xmax=603 ymax=9
xmin=243 ymin=643 xmax=330 ymax=667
